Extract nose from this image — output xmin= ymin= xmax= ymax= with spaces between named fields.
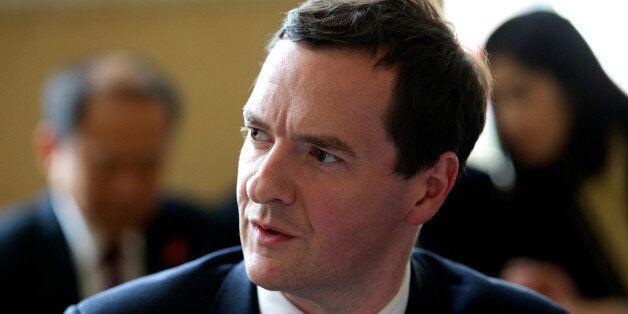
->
xmin=496 ymin=104 xmax=526 ymax=142
xmin=110 ymin=168 xmax=148 ymax=204
xmin=245 ymin=144 xmax=296 ymax=206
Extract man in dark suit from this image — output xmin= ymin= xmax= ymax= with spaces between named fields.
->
xmin=0 ymin=52 xmax=239 ymax=313
xmin=68 ymin=1 xmax=566 ymax=313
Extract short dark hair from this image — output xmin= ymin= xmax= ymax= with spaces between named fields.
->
xmin=42 ymin=51 xmax=181 ymax=140
xmin=268 ymin=0 xmax=491 ymax=178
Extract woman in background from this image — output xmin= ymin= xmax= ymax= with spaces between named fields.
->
xmin=486 ymin=11 xmax=627 ymax=313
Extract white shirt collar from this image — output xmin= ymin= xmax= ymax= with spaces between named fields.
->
xmin=257 ymin=285 xmax=302 ymax=314
xmin=50 ymin=189 xmax=145 ymax=298
xmin=257 ymin=262 xmax=411 ymax=314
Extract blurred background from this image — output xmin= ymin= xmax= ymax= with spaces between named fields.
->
xmin=0 ymin=0 xmax=299 ymax=205
xmin=0 ymin=0 xmax=626 ymax=205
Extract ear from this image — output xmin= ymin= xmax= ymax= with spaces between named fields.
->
xmin=404 ymin=151 xmax=459 ymax=226
xmin=32 ymin=122 xmax=59 ymax=175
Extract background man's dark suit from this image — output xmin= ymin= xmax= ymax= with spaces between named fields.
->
xmin=66 ymin=246 xmax=566 ymax=314
xmin=0 ymin=193 xmax=240 ymax=314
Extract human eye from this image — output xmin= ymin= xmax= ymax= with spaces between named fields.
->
xmin=309 ymin=147 xmax=342 ymax=164
xmin=240 ymin=126 xmax=270 ymax=142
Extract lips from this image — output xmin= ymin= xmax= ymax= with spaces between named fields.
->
xmin=262 ymin=227 xmax=280 ymax=235
xmin=251 ymin=221 xmax=296 ymax=246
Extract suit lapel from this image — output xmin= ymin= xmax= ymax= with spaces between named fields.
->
xmin=144 ymin=204 xmax=196 ymax=274
xmin=406 ymin=251 xmax=448 ymax=314
xmin=36 ymin=194 xmax=81 ymax=306
xmin=210 ymin=261 xmax=260 ymax=314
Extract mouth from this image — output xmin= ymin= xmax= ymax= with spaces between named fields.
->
xmin=250 ymin=221 xmax=296 ymax=245
xmin=253 ymin=222 xmax=293 ymax=236
xmin=264 ymin=227 xmax=281 ymax=235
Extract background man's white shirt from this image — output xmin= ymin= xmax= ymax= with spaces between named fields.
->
xmin=50 ymin=189 xmax=145 ymax=298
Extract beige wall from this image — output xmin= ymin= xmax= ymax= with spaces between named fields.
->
xmin=0 ymin=1 xmax=299 ymax=206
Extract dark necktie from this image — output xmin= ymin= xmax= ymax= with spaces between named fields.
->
xmin=102 ymin=242 xmax=123 ymax=289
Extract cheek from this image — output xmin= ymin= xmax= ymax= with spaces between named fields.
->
xmin=305 ymin=179 xmax=401 ymax=247
xmin=81 ymin=170 xmax=110 ymax=199
xmin=237 ymin=145 xmax=259 ymax=226
xmin=495 ymin=96 xmax=546 ymax=137
xmin=496 ymin=101 xmax=571 ymax=166
xmin=72 ymin=163 xmax=100 ymax=201
xmin=534 ymin=104 xmax=571 ymax=156
xmin=495 ymin=105 xmax=532 ymax=141
xmin=305 ymin=193 xmax=365 ymax=262
xmin=307 ymin=190 xmax=352 ymax=230
xmin=526 ymin=88 xmax=570 ymax=140
xmin=236 ymin=146 xmax=253 ymax=203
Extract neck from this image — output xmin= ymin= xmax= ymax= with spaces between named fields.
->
xmin=283 ymin=245 xmax=413 ymax=314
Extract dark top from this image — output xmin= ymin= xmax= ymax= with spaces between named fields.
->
xmin=504 ymin=166 xmax=625 ymax=298
xmin=419 ymin=167 xmax=626 ymax=298
xmin=66 ymin=246 xmax=566 ymax=314
xmin=0 ymin=192 xmax=240 ymax=314
xmin=419 ymin=168 xmax=506 ymax=277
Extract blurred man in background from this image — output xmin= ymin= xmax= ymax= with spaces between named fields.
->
xmin=0 ymin=51 xmax=239 ymax=313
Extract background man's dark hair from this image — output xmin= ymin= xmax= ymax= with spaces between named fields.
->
xmin=42 ymin=51 xmax=181 ymax=140
xmin=269 ymin=0 xmax=491 ymax=178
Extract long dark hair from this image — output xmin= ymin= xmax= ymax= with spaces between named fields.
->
xmin=486 ymin=11 xmax=627 ymax=181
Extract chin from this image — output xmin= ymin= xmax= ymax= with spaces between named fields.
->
xmin=243 ymin=250 xmax=296 ymax=291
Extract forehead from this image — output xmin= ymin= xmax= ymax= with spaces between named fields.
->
xmin=245 ymin=41 xmax=397 ymax=150
xmin=491 ymin=55 xmax=564 ymax=96
xmin=75 ymin=98 xmax=169 ymax=154
xmin=491 ymin=55 xmax=542 ymax=85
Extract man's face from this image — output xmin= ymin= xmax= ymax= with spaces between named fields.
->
xmin=237 ymin=41 xmax=418 ymax=294
xmin=50 ymin=97 xmax=170 ymax=236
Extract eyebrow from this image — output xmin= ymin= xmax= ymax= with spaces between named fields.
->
xmin=243 ymin=109 xmax=357 ymax=159
xmin=294 ymin=134 xmax=357 ymax=159
xmin=243 ymin=109 xmax=271 ymax=131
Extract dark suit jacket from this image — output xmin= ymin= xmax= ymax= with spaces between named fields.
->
xmin=0 ymin=193 xmax=240 ymax=314
xmin=66 ymin=246 xmax=567 ymax=314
